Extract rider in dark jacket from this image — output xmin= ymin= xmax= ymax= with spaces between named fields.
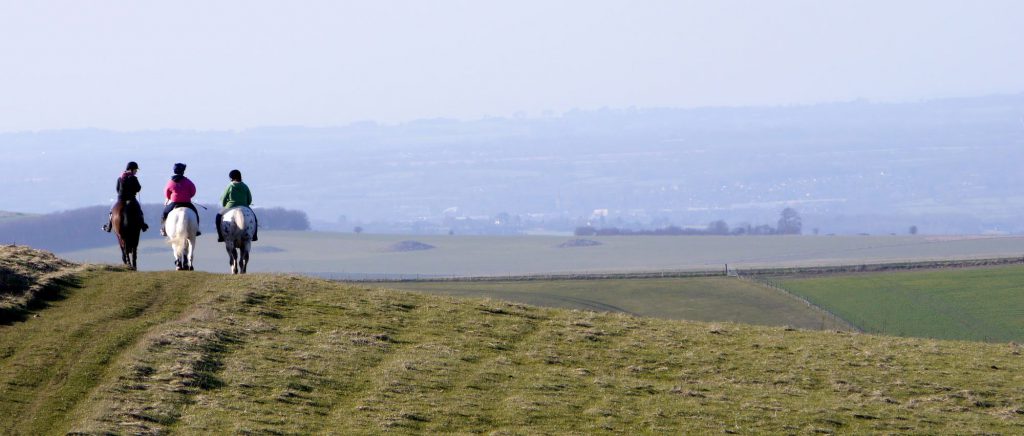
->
xmin=103 ymin=161 xmax=150 ymax=232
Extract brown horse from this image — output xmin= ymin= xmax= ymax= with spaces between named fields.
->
xmin=111 ymin=200 xmax=142 ymax=270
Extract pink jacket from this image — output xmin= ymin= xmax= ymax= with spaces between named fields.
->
xmin=165 ymin=177 xmax=197 ymax=203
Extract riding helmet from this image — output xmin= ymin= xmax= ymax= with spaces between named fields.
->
xmin=126 ymin=161 xmax=139 ymax=171
xmin=229 ymin=169 xmax=242 ymax=181
xmin=173 ymin=163 xmax=186 ymax=175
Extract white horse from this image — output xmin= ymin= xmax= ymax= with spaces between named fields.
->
xmin=220 ymin=206 xmax=256 ymax=274
xmin=164 ymin=207 xmax=198 ymax=271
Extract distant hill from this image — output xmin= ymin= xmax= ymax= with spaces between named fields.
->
xmin=0 ymin=211 xmax=36 ymax=222
xmin=1 ymin=248 xmax=1021 ymax=434
xmin=0 ymin=204 xmax=310 ymax=252
xmin=3 ymin=93 xmax=1024 ymax=234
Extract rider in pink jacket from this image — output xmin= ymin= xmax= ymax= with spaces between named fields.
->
xmin=160 ymin=162 xmax=201 ymax=236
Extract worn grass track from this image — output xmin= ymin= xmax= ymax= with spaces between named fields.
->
xmin=0 ymin=269 xmax=214 ymax=435
xmin=2 ymin=259 xmax=1023 ymax=433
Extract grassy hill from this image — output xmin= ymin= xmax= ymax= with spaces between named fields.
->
xmin=0 ymin=245 xmax=83 ymax=321
xmin=2 ymin=249 xmax=1023 ymax=434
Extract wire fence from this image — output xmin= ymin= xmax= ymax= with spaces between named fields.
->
xmin=310 ymin=268 xmax=730 ymax=283
xmin=736 ymin=273 xmax=863 ymax=332
xmin=312 ymin=256 xmax=1024 ymax=284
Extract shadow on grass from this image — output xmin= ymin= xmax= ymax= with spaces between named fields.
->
xmin=0 ymin=274 xmax=83 ymax=325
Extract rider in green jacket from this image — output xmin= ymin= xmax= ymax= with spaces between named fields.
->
xmin=216 ymin=169 xmax=259 ymax=242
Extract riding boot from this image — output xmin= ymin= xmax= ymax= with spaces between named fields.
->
xmin=192 ymin=205 xmax=201 ymax=236
xmin=215 ymin=214 xmax=224 ymax=242
xmin=160 ymin=219 xmax=167 ymax=236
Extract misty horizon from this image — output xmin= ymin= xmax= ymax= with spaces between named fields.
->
xmin=3 ymin=1 xmax=1023 ymax=131
xmin=2 ymin=2 xmax=1023 ymax=237
xmin=4 ymin=91 xmax=1023 ymax=134
xmin=3 ymin=93 xmax=1024 ymax=237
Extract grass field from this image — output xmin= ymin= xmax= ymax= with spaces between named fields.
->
xmin=779 ymin=265 xmax=1024 ymax=342
xmin=2 ymin=251 xmax=1023 ymax=433
xmin=388 ymin=277 xmax=854 ymax=331
xmin=60 ymin=231 xmax=1024 ymax=277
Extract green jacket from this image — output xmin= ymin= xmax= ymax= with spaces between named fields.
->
xmin=221 ymin=181 xmax=253 ymax=209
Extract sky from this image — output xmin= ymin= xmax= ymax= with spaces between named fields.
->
xmin=1 ymin=0 xmax=1022 ymax=132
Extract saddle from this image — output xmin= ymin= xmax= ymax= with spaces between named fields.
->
xmin=116 ymin=199 xmax=144 ymax=228
xmin=170 ymin=202 xmax=199 ymax=216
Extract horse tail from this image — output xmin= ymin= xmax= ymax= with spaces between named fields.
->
xmin=167 ymin=208 xmax=199 ymax=245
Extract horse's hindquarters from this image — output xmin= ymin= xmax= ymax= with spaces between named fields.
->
xmin=111 ymin=200 xmax=141 ymax=270
xmin=166 ymin=208 xmax=199 ymax=271
xmin=222 ymin=207 xmax=255 ymax=274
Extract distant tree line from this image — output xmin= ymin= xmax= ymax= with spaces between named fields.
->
xmin=0 ymin=204 xmax=310 ymax=253
xmin=254 ymin=207 xmax=311 ymax=231
xmin=575 ymin=208 xmax=803 ymax=237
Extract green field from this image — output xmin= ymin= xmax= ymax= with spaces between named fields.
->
xmin=388 ymin=277 xmax=853 ymax=331
xmin=779 ymin=265 xmax=1024 ymax=342
xmin=3 ymin=249 xmax=1024 ymax=434
xmin=61 ymin=231 xmax=1024 ymax=277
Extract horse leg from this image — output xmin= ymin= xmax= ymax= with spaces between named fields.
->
xmin=184 ymin=241 xmax=191 ymax=271
xmin=187 ymin=237 xmax=195 ymax=271
xmin=239 ymin=243 xmax=249 ymax=274
xmin=173 ymin=241 xmax=184 ymax=270
xmin=243 ymin=240 xmax=252 ymax=274
xmin=226 ymin=242 xmax=238 ymax=274
xmin=130 ymin=248 xmax=138 ymax=271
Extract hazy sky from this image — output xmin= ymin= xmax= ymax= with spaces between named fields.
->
xmin=1 ymin=0 xmax=1022 ymax=131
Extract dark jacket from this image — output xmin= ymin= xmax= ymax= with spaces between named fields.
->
xmin=117 ymin=172 xmax=142 ymax=201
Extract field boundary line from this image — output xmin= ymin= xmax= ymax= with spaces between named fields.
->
xmin=736 ymin=274 xmax=863 ymax=333
xmin=322 ymin=255 xmax=1024 ymax=283
xmin=322 ymin=269 xmax=729 ymax=283
xmin=733 ymin=256 xmax=1024 ymax=277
